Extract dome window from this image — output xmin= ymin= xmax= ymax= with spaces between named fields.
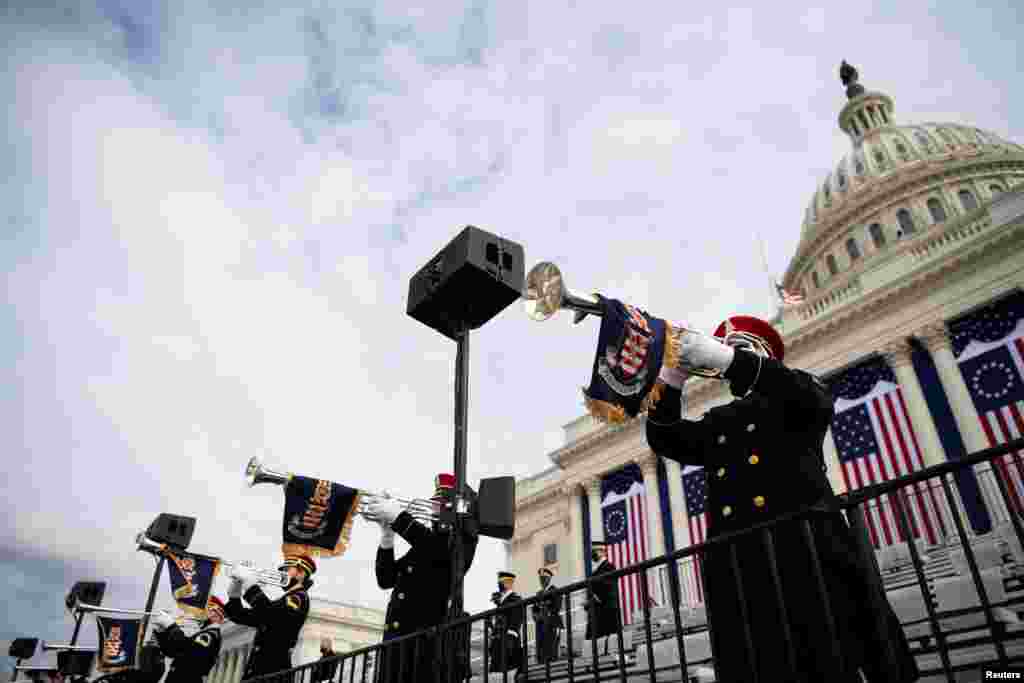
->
xmin=879 ymin=107 xmax=889 ymax=124
xmin=914 ymin=130 xmax=933 ymax=153
xmin=869 ymin=223 xmax=886 ymax=249
xmin=846 ymin=238 xmax=861 ymax=261
xmin=897 ymin=208 xmax=916 ymax=236
xmin=927 ymin=197 xmax=947 ymax=223
xmin=873 ymin=148 xmax=887 ymax=169
xmin=826 ymin=253 xmax=839 ymax=276
xmin=894 ymin=141 xmax=910 ymax=161
xmin=958 ymin=189 xmax=978 ymax=211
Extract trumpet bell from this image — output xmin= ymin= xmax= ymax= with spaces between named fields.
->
xmin=522 ymin=262 xmax=603 ymax=324
xmin=246 ymin=457 xmax=292 ymax=488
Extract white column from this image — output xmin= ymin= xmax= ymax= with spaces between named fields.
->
xmin=881 ymin=339 xmax=954 ymax=544
xmin=635 ymin=452 xmax=667 ymax=605
xmin=918 ymin=322 xmax=1010 ymax=526
xmin=561 ymin=482 xmax=584 ymax=584
xmin=584 ymin=476 xmax=603 ymax=546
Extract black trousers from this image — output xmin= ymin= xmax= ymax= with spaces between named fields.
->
xmin=534 ymin=621 xmax=561 ymax=664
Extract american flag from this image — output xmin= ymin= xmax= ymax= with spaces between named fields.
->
xmin=952 ymin=294 xmax=1024 ymax=518
xmin=776 ymin=283 xmax=805 ymax=306
xmin=829 ymin=358 xmax=946 ymax=548
xmin=601 ymin=465 xmax=650 ymax=625
xmin=682 ymin=467 xmax=707 ymax=605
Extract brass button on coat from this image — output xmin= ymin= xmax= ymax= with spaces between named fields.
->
xmin=722 ymin=506 xmax=733 ymax=517
xmin=392 ymin=621 xmax=400 ymax=629
xmin=717 ymin=435 xmax=727 ymax=444
xmin=716 ymin=467 xmax=726 ymax=477
xmin=754 ymin=496 xmax=766 ymax=508
xmin=748 ymin=455 xmax=759 ymax=465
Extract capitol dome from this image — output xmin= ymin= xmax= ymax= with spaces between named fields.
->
xmin=783 ymin=62 xmax=1024 ymax=300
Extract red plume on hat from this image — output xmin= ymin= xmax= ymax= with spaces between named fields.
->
xmin=713 ymin=315 xmax=785 ymax=363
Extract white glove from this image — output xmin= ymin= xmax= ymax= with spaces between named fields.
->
xmin=232 ymin=565 xmax=259 ymax=592
xmin=365 ymin=498 xmax=403 ymax=527
xmin=152 ymin=610 xmax=176 ymax=631
xmin=679 ymin=329 xmax=734 ymax=375
xmin=379 ymin=524 xmax=395 ymax=549
xmin=227 ymin=577 xmax=244 ymax=599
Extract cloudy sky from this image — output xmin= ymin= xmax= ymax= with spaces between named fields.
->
xmin=3 ymin=0 xmax=1022 ymax=669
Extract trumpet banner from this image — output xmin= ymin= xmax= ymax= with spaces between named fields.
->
xmin=582 ymin=295 xmax=681 ymax=424
xmin=282 ymin=475 xmax=361 ymax=558
xmin=165 ymin=550 xmax=222 ymax=618
xmin=95 ymin=616 xmax=143 ymax=673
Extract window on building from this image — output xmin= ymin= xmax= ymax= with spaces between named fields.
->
xmin=897 ymin=208 xmax=916 ymax=235
xmin=811 ymin=271 xmax=820 ymax=289
xmin=543 ymin=543 xmax=558 ymax=566
xmin=927 ymin=197 xmax=947 ymax=223
xmin=851 ymin=120 xmax=859 ymax=136
xmin=959 ymin=189 xmax=978 ymax=211
xmin=846 ymin=237 xmax=861 ymax=261
xmin=826 ymin=253 xmax=838 ymax=276
xmin=879 ymin=107 xmax=889 ymax=124
xmin=869 ymin=223 xmax=886 ymax=249
xmin=990 ymin=184 xmax=1004 ymax=195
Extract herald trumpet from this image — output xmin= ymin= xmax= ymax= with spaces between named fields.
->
xmin=40 ymin=643 xmax=94 ymax=653
xmin=244 ymin=457 xmax=439 ymax=524
xmin=71 ymin=600 xmax=203 ymax=623
xmin=134 ymin=534 xmax=289 ymax=588
xmin=522 ymin=261 xmax=603 ymax=324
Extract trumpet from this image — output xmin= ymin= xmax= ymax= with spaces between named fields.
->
xmin=134 ymin=534 xmax=289 ymax=588
xmin=245 ymin=457 xmax=440 ymax=524
xmin=71 ymin=600 xmax=204 ymax=624
xmin=40 ymin=643 xmax=94 ymax=653
xmin=522 ymin=261 xmax=725 ymax=379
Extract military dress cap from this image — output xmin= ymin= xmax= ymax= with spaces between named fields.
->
xmin=434 ymin=473 xmax=455 ymax=496
xmin=538 ymin=567 xmax=554 ymax=577
xmin=714 ymin=315 xmax=785 ymax=362
xmin=207 ymin=596 xmax=226 ymax=611
xmin=498 ymin=571 xmax=516 ymax=579
xmin=280 ymin=553 xmax=317 ymax=576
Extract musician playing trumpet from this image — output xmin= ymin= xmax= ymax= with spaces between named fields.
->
xmin=224 ymin=554 xmax=315 ymax=681
xmin=150 ymin=596 xmax=226 ymax=683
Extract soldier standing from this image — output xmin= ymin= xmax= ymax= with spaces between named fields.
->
xmin=584 ymin=541 xmax=620 ymax=656
xmin=224 ymin=554 xmax=315 ymax=681
xmin=532 ymin=567 xmax=563 ymax=664
xmin=487 ymin=572 xmax=524 ymax=673
xmin=151 ymin=596 xmax=226 ymax=683
xmin=645 ymin=314 xmax=918 ymax=682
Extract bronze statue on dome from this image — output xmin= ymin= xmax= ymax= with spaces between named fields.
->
xmin=840 ymin=60 xmax=866 ymax=99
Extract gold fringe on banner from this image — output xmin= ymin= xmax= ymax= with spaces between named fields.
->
xmin=583 ymin=391 xmax=628 ymax=425
xmin=283 ymin=491 xmax=363 ymax=559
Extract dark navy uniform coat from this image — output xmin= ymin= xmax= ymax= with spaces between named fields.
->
xmin=224 ymin=582 xmax=311 ymax=681
xmin=646 ymin=350 xmax=919 ymax=683
xmin=154 ymin=624 xmax=221 ymax=683
xmin=374 ymin=511 xmax=477 ymax=683
xmin=585 ymin=559 xmax=621 ymax=641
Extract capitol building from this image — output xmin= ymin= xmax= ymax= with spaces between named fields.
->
xmin=507 ymin=64 xmax=1024 ymax=671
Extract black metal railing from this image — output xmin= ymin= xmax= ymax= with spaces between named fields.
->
xmin=242 ymin=436 xmax=1024 ymax=683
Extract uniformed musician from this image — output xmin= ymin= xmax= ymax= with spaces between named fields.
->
xmin=487 ymin=572 xmax=524 ymax=673
xmin=366 ymin=473 xmax=478 ymax=683
xmin=531 ymin=567 xmax=563 ymax=664
xmin=645 ymin=314 xmax=919 ymax=682
xmin=151 ymin=596 xmax=226 ymax=683
xmin=224 ymin=554 xmax=315 ymax=681
xmin=584 ymin=541 xmax=620 ymax=655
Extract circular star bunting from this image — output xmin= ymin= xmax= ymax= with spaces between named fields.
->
xmin=971 ymin=360 xmax=1015 ymax=401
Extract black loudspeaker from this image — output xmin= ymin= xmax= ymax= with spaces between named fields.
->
xmin=9 ymin=638 xmax=38 ymax=660
xmin=58 ymin=651 xmax=94 ymax=676
xmin=68 ymin=581 xmax=106 ymax=609
xmin=477 ymin=476 xmax=515 ymax=540
xmin=407 ymin=226 xmax=525 ymax=340
xmin=146 ymin=513 xmax=196 ymax=549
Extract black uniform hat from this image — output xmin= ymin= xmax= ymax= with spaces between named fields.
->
xmin=498 ymin=571 xmax=516 ymax=580
xmin=538 ymin=567 xmax=554 ymax=577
